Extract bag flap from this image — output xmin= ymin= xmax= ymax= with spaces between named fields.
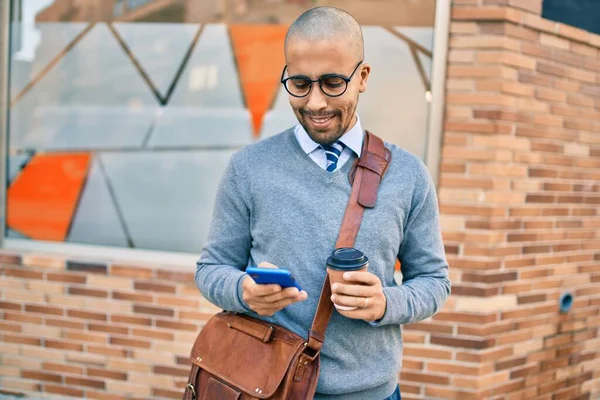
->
xmin=190 ymin=312 xmax=306 ymax=399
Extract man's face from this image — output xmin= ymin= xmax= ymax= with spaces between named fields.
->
xmin=284 ymin=37 xmax=370 ymax=146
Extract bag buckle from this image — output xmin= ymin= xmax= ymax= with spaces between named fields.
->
xmin=302 ymin=342 xmax=320 ymax=361
xmin=186 ymin=383 xmax=196 ymax=400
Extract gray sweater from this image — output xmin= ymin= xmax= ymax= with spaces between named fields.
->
xmin=196 ymin=129 xmax=450 ymax=399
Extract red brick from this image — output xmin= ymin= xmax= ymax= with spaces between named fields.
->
xmin=64 ymin=331 xmax=107 ymax=344
xmin=431 ymin=335 xmax=496 ymax=349
xmin=156 ymin=269 xmax=194 ymax=283
xmin=133 ymin=281 xmax=176 ymax=294
xmin=510 ymin=364 xmax=540 ymax=379
xmin=112 ymin=291 xmax=153 ymax=303
xmin=46 ymin=272 xmax=86 ymax=284
xmin=518 ymin=293 xmax=547 ymax=304
xmin=42 ymin=362 xmax=84 ymax=375
xmin=87 ymin=367 xmax=127 ymax=381
xmin=153 ymin=365 xmax=189 ymax=377
xmin=3 ymin=334 xmax=41 ymax=346
xmin=451 ymin=285 xmax=500 ymax=297
xmin=45 ymin=317 xmax=85 ymax=330
xmin=111 ymin=265 xmax=154 ymax=278
xmin=401 ymin=371 xmax=450 ymax=385
xmin=152 ymin=388 xmax=183 ymax=399
xmin=87 ymin=391 xmax=127 ymax=400
xmin=0 ymin=301 xmax=22 ymax=311
xmin=404 ymin=322 xmax=453 ymax=335
xmin=545 ymin=334 xmax=573 ymax=348
xmin=132 ymin=328 xmax=174 ymax=341
xmin=537 ymin=61 xmax=565 ymax=77
xmin=176 ymin=356 xmax=193 ymax=366
xmin=67 ymin=309 xmax=107 ymax=321
xmin=403 ymin=347 xmax=453 ymax=360
xmin=88 ymin=323 xmax=129 ymax=335
xmin=462 ymin=271 xmax=517 ymax=284
xmin=21 ymin=370 xmax=62 ymax=383
xmin=0 ymin=253 xmax=22 ymax=265
xmin=68 ymin=287 xmax=108 ymax=298
xmin=526 ymin=194 xmax=555 ymax=203
xmin=109 ymin=336 xmax=151 ymax=349
xmin=87 ymin=345 xmax=130 ymax=358
xmin=567 ymin=94 xmax=595 ymax=107
xmin=2 ymin=268 xmax=43 ymax=280
xmin=45 ymin=384 xmax=84 ymax=397
xmin=0 ymin=321 xmax=22 ymax=332
xmin=132 ymin=304 xmax=174 ymax=317
xmin=156 ymin=296 xmax=199 ymax=308
xmin=65 ymin=376 xmax=105 ymax=389
xmin=434 ymin=311 xmax=497 ymax=324
xmin=519 ymin=71 xmax=552 ymax=87
xmin=111 ymin=314 xmax=152 ymax=326
xmin=45 ymin=339 xmax=83 ymax=352
xmin=427 ymin=361 xmax=480 ymax=376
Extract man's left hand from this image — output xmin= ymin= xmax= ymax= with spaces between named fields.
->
xmin=330 ymin=271 xmax=387 ymax=323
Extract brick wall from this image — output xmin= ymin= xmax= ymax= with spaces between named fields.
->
xmin=408 ymin=0 xmax=600 ymax=398
xmin=1 ymin=1 xmax=600 ymax=399
xmin=0 ymin=253 xmax=219 ymax=399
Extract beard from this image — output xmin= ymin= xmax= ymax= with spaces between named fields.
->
xmin=294 ymin=100 xmax=358 ymax=146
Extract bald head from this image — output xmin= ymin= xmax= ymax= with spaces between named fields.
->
xmin=285 ymin=6 xmax=364 ymax=61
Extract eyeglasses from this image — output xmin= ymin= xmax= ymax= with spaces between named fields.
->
xmin=280 ymin=60 xmax=363 ymax=98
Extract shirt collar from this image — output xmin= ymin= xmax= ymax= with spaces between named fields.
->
xmin=294 ymin=115 xmax=363 ymax=157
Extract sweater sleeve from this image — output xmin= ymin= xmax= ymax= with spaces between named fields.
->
xmin=373 ymin=162 xmax=451 ymax=326
xmin=195 ymin=156 xmax=252 ymax=313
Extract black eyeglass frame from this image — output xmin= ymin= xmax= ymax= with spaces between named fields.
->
xmin=280 ymin=60 xmax=364 ymax=98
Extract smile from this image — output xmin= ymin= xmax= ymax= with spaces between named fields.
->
xmin=309 ymin=115 xmax=334 ymax=125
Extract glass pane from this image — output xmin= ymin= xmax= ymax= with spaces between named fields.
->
xmin=6 ymin=0 xmax=438 ymax=254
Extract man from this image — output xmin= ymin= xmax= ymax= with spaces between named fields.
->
xmin=196 ymin=6 xmax=450 ymax=400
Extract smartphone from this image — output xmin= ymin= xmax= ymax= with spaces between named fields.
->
xmin=246 ymin=267 xmax=302 ymax=291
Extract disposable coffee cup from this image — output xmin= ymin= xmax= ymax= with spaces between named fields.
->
xmin=326 ymin=248 xmax=369 ymax=311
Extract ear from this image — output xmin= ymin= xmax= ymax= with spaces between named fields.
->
xmin=358 ymin=63 xmax=371 ymax=93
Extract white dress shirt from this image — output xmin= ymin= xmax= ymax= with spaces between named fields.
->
xmin=294 ymin=115 xmax=364 ymax=170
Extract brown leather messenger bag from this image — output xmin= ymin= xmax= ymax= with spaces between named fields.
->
xmin=182 ymin=131 xmax=391 ymax=400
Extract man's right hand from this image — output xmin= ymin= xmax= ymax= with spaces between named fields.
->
xmin=242 ymin=262 xmax=308 ymax=316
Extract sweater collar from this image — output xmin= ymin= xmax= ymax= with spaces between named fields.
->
xmin=294 ymin=115 xmax=363 ymax=157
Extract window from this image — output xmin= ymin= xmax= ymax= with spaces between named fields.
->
xmin=3 ymin=0 xmax=444 ymax=254
xmin=542 ymin=0 xmax=600 ymax=36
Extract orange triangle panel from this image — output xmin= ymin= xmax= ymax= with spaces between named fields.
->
xmin=7 ymin=153 xmax=91 ymax=241
xmin=229 ymin=25 xmax=288 ymax=136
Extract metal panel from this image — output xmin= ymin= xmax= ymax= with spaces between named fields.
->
xmin=67 ymin=157 xmax=130 ymax=247
xmin=148 ymin=24 xmax=252 ymax=148
xmin=113 ymin=22 xmax=200 ymax=98
xmin=425 ymin=0 xmax=452 ymax=187
xmin=10 ymin=22 xmax=88 ymax=100
xmin=99 ymin=150 xmax=234 ymax=253
xmin=0 ymin=0 xmax=10 ymax=245
xmin=358 ymin=26 xmax=430 ymax=160
xmin=9 ymin=23 xmax=159 ymax=151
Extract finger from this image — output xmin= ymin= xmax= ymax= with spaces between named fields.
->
xmin=331 ymin=294 xmax=369 ymax=309
xmin=258 ymin=261 xmax=279 ymax=269
xmin=260 ymin=287 xmax=300 ymax=304
xmin=331 ymin=282 xmax=374 ymax=297
xmin=250 ymin=282 xmax=283 ymax=297
xmin=342 ymin=271 xmax=379 ymax=286
xmin=336 ymin=307 xmax=379 ymax=322
xmin=262 ymin=294 xmax=306 ymax=315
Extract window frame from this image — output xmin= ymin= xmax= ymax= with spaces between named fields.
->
xmin=0 ymin=0 xmax=452 ymax=261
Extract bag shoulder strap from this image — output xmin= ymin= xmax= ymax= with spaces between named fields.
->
xmin=304 ymin=130 xmax=392 ymax=357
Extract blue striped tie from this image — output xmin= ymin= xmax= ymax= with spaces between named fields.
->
xmin=321 ymin=141 xmax=346 ymax=172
